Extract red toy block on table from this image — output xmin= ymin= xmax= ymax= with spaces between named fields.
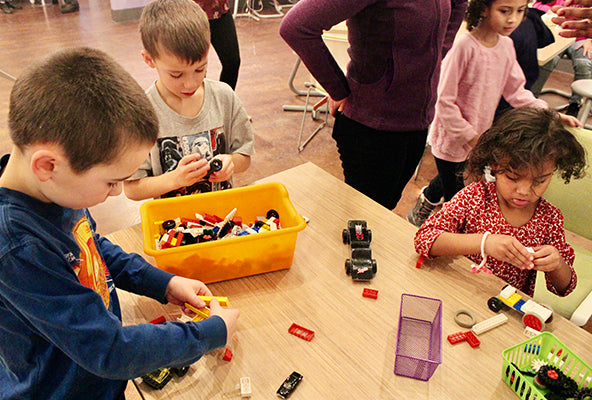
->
xmin=447 ymin=331 xmax=467 ymax=345
xmin=362 ymin=288 xmax=378 ymax=299
xmin=465 ymin=331 xmax=480 ymax=348
xmin=416 ymin=255 xmax=425 ymax=269
xmin=288 ymin=323 xmax=314 ymax=341
xmin=149 ymin=316 xmax=166 ymax=325
xmin=222 ymin=348 xmax=233 ymax=361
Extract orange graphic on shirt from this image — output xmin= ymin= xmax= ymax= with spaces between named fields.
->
xmin=71 ymin=217 xmax=110 ymax=308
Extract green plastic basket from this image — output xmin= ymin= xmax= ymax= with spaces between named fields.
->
xmin=502 ymin=332 xmax=592 ymax=399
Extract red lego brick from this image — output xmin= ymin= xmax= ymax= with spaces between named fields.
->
xmin=288 ymin=323 xmax=314 ymax=341
xmin=416 ymin=255 xmax=425 ymax=269
xmin=447 ymin=331 xmax=467 ymax=345
xmin=362 ymin=288 xmax=378 ymax=299
xmin=465 ymin=331 xmax=481 ymax=348
xmin=149 ymin=316 xmax=166 ymax=325
xmin=173 ymin=232 xmax=184 ymax=247
xmin=232 ymin=216 xmax=243 ymax=226
xmin=223 ymin=348 xmax=233 ymax=361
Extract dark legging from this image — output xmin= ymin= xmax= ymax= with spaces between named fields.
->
xmin=423 ymin=157 xmax=465 ymax=203
xmin=209 ymin=11 xmax=241 ymax=90
xmin=332 ymin=112 xmax=428 ymax=210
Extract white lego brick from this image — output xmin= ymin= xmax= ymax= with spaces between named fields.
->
xmin=472 ymin=313 xmax=508 ymax=335
xmin=523 ymin=326 xmax=541 ymax=338
xmin=240 ymin=377 xmax=252 ymax=398
xmin=520 ymin=299 xmax=536 ymax=314
xmin=500 ymin=285 xmax=517 ymax=300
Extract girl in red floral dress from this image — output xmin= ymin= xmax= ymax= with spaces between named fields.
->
xmin=414 ymin=107 xmax=587 ymax=296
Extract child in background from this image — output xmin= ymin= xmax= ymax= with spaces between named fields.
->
xmin=0 ymin=47 xmax=239 ymax=399
xmin=407 ymin=0 xmax=580 ymax=227
xmin=414 ymin=107 xmax=586 ymax=297
xmin=124 ymin=0 xmax=254 ymax=200
xmin=532 ymin=0 xmax=592 ymax=117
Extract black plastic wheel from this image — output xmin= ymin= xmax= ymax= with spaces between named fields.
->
xmin=342 ymin=229 xmax=350 ymax=244
xmin=345 ymin=259 xmax=352 ymax=275
xmin=488 ymin=297 xmax=505 ymax=312
xmin=372 ymin=259 xmax=377 ymax=274
xmin=576 ymin=387 xmax=592 ymax=400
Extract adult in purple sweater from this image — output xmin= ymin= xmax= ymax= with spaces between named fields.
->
xmin=280 ymin=0 xmax=468 ymax=210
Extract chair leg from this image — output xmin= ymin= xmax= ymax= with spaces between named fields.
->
xmin=297 ymin=84 xmax=329 ymax=152
xmin=540 ymin=88 xmax=570 ymax=111
xmin=577 ymin=98 xmax=592 ymax=127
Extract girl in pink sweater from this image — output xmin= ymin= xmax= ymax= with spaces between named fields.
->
xmin=407 ymin=0 xmax=580 ymax=227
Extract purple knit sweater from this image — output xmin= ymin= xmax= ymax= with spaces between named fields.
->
xmin=280 ymin=0 xmax=468 ymax=131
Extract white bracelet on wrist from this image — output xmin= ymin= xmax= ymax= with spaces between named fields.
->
xmin=472 ymin=231 xmax=491 ymax=273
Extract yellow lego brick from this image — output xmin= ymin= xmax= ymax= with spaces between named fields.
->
xmin=499 ymin=292 xmax=521 ymax=307
xmin=184 ymin=303 xmax=210 ymax=321
xmin=198 ymin=296 xmax=229 ymax=307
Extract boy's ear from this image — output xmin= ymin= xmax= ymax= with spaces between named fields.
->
xmin=30 ymin=150 xmax=58 ymax=182
xmin=141 ymin=50 xmax=156 ymax=69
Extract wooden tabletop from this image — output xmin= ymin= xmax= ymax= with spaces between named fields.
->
xmin=537 ymin=15 xmax=575 ymax=66
xmin=108 ymin=162 xmax=591 ymax=400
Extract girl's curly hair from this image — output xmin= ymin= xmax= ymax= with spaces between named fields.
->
xmin=465 ymin=108 xmax=587 ymax=184
xmin=465 ymin=0 xmax=528 ymax=31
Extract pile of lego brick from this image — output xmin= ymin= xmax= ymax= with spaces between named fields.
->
xmin=155 ymin=208 xmax=281 ymax=249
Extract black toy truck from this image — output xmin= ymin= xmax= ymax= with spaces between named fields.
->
xmin=342 ymin=220 xmax=377 ymax=281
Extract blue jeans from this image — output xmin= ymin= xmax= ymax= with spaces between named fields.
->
xmin=533 ymin=39 xmax=592 ymax=104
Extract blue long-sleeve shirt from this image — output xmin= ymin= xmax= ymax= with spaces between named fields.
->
xmin=0 ymin=185 xmax=226 ymax=400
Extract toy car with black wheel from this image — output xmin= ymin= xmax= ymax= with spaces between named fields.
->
xmin=342 ymin=220 xmax=377 ymax=280
xmin=342 ymin=220 xmax=372 ymax=247
xmin=487 ymin=285 xmax=553 ymax=331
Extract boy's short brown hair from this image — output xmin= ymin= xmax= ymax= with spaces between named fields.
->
xmin=140 ymin=0 xmax=210 ymax=64
xmin=9 ymin=47 xmax=158 ymax=173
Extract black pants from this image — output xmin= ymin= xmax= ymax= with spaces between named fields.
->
xmin=332 ymin=112 xmax=428 ymax=210
xmin=209 ymin=12 xmax=241 ymax=90
xmin=423 ymin=157 xmax=465 ymax=203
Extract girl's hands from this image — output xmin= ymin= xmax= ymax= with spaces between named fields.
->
xmin=530 ymin=245 xmax=565 ymax=272
xmin=484 ymin=234 xmax=534 ymax=270
xmin=557 ymin=112 xmax=582 ymax=127
xmin=171 ymin=153 xmax=209 ymax=188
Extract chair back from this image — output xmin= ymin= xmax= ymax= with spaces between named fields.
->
xmin=534 ymin=127 xmax=592 ymax=321
xmin=543 ymin=127 xmax=592 ymax=241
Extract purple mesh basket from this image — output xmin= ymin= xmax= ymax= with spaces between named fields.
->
xmin=394 ymin=293 xmax=442 ymax=381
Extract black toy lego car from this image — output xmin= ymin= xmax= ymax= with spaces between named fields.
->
xmin=342 ymin=220 xmax=372 ymax=247
xmin=342 ymin=220 xmax=377 ymax=280
xmin=277 ymin=371 xmax=303 ymax=399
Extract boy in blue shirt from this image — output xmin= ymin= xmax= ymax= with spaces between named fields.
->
xmin=0 ymin=47 xmax=239 ymax=400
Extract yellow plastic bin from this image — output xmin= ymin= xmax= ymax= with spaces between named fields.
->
xmin=140 ymin=182 xmax=306 ymax=283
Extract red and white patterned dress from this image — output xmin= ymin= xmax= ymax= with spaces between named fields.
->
xmin=414 ymin=181 xmax=577 ymax=297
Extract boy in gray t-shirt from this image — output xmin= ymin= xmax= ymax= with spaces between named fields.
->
xmin=125 ymin=0 xmax=254 ymax=200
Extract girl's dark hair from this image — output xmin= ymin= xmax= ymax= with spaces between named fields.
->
xmin=466 ymin=108 xmax=587 ymax=184
xmin=465 ymin=0 xmax=495 ymax=31
xmin=465 ymin=0 xmax=528 ymax=31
